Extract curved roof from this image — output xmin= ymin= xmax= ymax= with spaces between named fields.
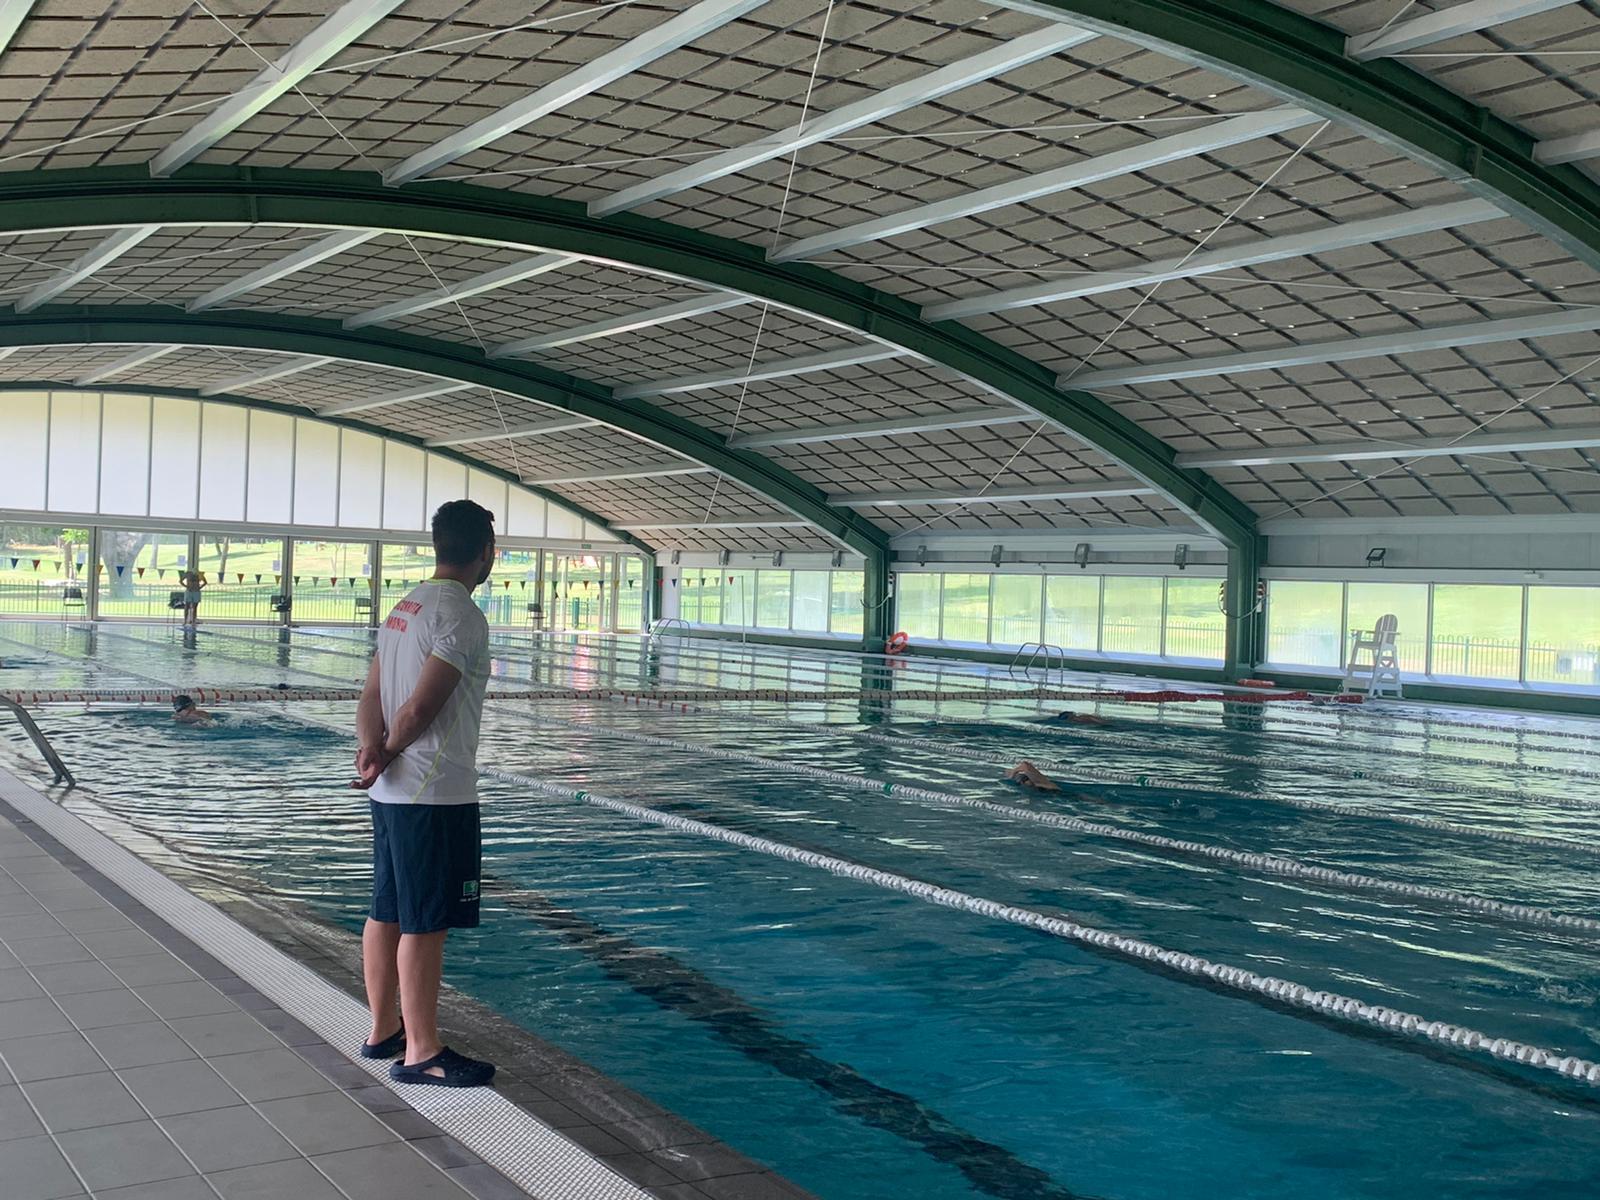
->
xmin=0 ymin=0 xmax=1596 ymax=553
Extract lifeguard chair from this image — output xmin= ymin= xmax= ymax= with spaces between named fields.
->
xmin=1341 ymin=613 xmax=1402 ymax=699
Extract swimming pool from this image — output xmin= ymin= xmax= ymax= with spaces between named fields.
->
xmin=1 ymin=619 xmax=1598 ymax=1199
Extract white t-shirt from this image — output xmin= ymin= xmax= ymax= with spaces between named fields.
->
xmin=369 ymin=578 xmax=490 ymax=806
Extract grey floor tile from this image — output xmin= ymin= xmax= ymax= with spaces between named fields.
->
xmin=82 ymin=1021 xmax=198 ymax=1070
xmin=0 ymin=1031 xmax=107 ymax=1082
xmin=647 ymin=1185 xmax=714 ymax=1200
xmin=564 ymin=1123 xmax=634 ymax=1157
xmin=0 ymin=943 xmax=19 ymax=969
xmin=3 ymin=858 xmax=75 ymax=877
xmin=56 ymin=1119 xmax=196 ymax=1192
xmin=24 ymin=1071 xmax=146 ymax=1133
xmin=169 ymin=1011 xmax=284 ymax=1057
xmin=376 ymin=1106 xmax=442 ymax=1140
xmin=55 ymin=987 xmax=153 ymax=1030
xmin=209 ymin=1047 xmax=338 ymax=1104
xmin=256 ymin=1089 xmax=397 ymax=1155
xmin=412 ymin=1134 xmax=481 ymax=1169
xmin=0 ymin=966 xmax=46 ymax=1002
xmin=51 ymin=906 xmax=134 ymax=935
xmin=0 ymin=1082 xmax=46 ymax=1141
xmin=163 ymin=1105 xmax=299 ymax=1172
xmin=29 ymin=961 xmax=122 ymax=996
xmin=0 ymin=1132 xmax=85 ymax=1199
xmin=601 ymin=1152 xmax=688 ymax=1188
xmin=132 ymin=980 xmax=237 ymax=1020
xmin=209 ymin=1157 xmax=349 ymax=1200
xmin=29 ymin=888 xmax=110 ymax=915
xmin=444 ymin=1162 xmax=536 ymax=1200
xmin=103 ymin=953 xmax=199 ymax=988
xmin=0 ymin=892 xmax=47 ymax=917
xmin=9 ymin=935 xmax=92 ymax=967
xmin=120 ymin=1058 xmax=243 ymax=1117
xmin=695 ymin=1173 xmax=813 ymax=1200
xmin=95 ymin=1177 xmax=216 ymax=1200
xmin=73 ymin=929 xmax=161 ymax=960
xmin=650 ymin=1143 xmax=762 ymax=1183
xmin=0 ymin=997 xmax=73 ymax=1039
xmin=315 ymin=1141 xmax=476 ymax=1200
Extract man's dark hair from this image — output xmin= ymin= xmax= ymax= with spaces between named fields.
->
xmin=432 ymin=499 xmax=496 ymax=566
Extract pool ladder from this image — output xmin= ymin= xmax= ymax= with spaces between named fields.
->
xmin=1008 ymin=641 xmax=1066 ymax=686
xmin=648 ymin=617 xmax=690 ymax=643
xmin=0 ymin=697 xmax=75 ymax=787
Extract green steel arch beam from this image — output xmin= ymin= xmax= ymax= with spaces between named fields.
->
xmin=0 ymin=380 xmax=654 ymax=557
xmin=0 ymin=165 xmax=1258 ymax=548
xmin=988 ymin=0 xmax=1600 ymax=271
xmin=0 ymin=304 xmax=889 ymax=561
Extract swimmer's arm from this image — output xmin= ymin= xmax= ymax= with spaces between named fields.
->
xmin=381 ymin=656 xmax=461 ymax=758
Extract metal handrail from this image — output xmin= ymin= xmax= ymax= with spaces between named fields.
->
xmin=649 ymin=617 xmax=689 ymax=642
xmin=1008 ymin=641 xmax=1066 ymax=686
xmin=0 ymin=697 xmax=74 ymax=787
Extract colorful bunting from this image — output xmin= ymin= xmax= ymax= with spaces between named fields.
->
xmin=255 ymin=574 xmax=262 ymax=583
xmin=52 ymin=561 xmax=61 ymax=572
xmin=236 ymin=573 xmax=243 ymax=583
xmin=8 ymin=558 xmax=16 ymax=569
xmin=31 ymin=560 xmax=39 ymax=571
xmin=114 ymin=564 xmax=125 ymax=577
xmin=137 ymin=567 xmax=145 ymax=578
xmin=159 ymin=570 xmax=167 ymax=580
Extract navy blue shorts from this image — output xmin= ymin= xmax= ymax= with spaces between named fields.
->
xmin=369 ymin=801 xmax=481 ymax=934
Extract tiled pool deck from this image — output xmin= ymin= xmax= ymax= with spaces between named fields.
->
xmin=0 ymin=782 xmax=815 ymax=1200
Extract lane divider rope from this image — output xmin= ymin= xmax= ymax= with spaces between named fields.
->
xmin=612 ymin=697 xmax=1600 ymax=858
xmin=520 ymin=713 xmax=1600 ymax=935
xmin=474 ymin=759 xmax=1600 ymax=1090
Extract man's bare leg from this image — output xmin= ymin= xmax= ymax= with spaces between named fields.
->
xmin=363 ymin=918 xmax=402 ymax=1045
xmin=398 ymin=930 xmax=448 ymax=1072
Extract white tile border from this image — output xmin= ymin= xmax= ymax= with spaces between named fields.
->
xmin=0 ymin=768 xmax=651 ymax=1200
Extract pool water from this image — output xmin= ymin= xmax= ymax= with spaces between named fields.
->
xmin=1 ymin=620 xmax=1598 ymax=1199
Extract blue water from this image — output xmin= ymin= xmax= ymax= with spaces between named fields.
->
xmin=0 ymin=620 xmax=1598 ymax=1198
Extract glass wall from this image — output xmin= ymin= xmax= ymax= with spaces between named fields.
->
xmin=754 ymin=569 xmax=791 ymax=630
xmin=939 ymin=573 xmax=990 ymax=643
xmin=291 ymin=540 xmax=374 ymax=624
xmin=829 ymin=571 xmax=864 ymax=636
xmin=1266 ymin=579 xmax=1600 ymax=689
xmin=1043 ymin=576 xmax=1099 ymax=650
xmin=991 ymin=576 xmax=1042 ymax=647
xmin=1430 ymin=584 xmax=1522 ymax=682
xmin=546 ymin=553 xmax=610 ymax=631
xmin=1265 ymin=581 xmax=1343 ymax=668
xmin=1163 ymin=576 xmax=1226 ymax=661
xmin=1101 ymin=576 xmax=1163 ymax=657
xmin=1526 ymin=586 xmax=1600 ymax=687
xmin=195 ymin=535 xmax=282 ymax=623
xmin=792 ymin=571 xmax=831 ymax=633
xmin=0 ymin=524 xmax=89 ymax=616
xmin=896 ymin=573 xmax=940 ymax=641
xmin=617 ymin=557 xmax=646 ymax=633
xmin=95 ymin=530 xmax=188 ymax=620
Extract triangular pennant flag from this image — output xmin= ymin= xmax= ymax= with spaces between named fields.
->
xmin=137 ymin=567 xmax=145 ymax=578
xmin=52 ymin=561 xmax=61 ymax=572
xmin=236 ymin=573 xmax=243 ymax=584
xmin=255 ymin=574 xmax=262 ymax=583
xmin=114 ymin=564 xmax=125 ymax=577
xmin=8 ymin=558 xmax=16 ymax=569
xmin=312 ymin=577 xmax=320 ymax=586
xmin=502 ymin=580 xmax=509 ymax=588
xmin=294 ymin=575 xmax=301 ymax=584
xmin=31 ymin=559 xmax=40 ymax=570
xmin=519 ymin=580 xmax=526 ymax=589
xmin=159 ymin=569 xmax=166 ymax=580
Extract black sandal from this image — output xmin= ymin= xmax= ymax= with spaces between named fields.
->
xmin=359 ymin=1025 xmax=406 ymax=1060
xmin=389 ymin=1046 xmax=495 ymax=1088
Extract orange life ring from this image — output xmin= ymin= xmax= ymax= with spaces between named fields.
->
xmin=884 ymin=631 xmax=910 ymax=655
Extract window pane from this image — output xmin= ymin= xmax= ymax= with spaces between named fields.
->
xmin=698 ymin=569 xmax=723 ymax=626
xmin=96 ymin=530 xmax=187 ymax=620
xmin=292 ymin=540 xmax=373 ymax=624
xmin=246 ymin=409 xmax=294 ymax=525
xmin=1102 ymin=576 xmax=1162 ymax=656
xmin=0 ymin=392 xmax=48 ymax=511
xmin=1044 ymin=576 xmax=1099 ymax=650
xmin=617 ymin=556 xmax=646 ymax=633
xmin=793 ymin=572 xmax=829 ymax=632
xmin=1163 ymin=576 xmax=1225 ymax=662
xmin=474 ymin=548 xmax=536 ymax=627
xmin=199 ymin=403 xmax=248 ymax=522
xmin=99 ymin=394 xmax=151 ymax=516
xmin=149 ymin=397 xmax=200 ymax=519
xmin=756 ymin=570 xmax=791 ymax=629
xmin=991 ymin=575 xmax=1042 ymax=647
xmin=0 ymin=524 xmax=85 ymax=617
xmin=896 ymin=574 xmax=940 ymax=641
xmin=425 ymin=456 xmax=468 ymax=528
xmin=677 ymin=570 xmax=699 ymax=624
xmin=940 ymin=573 xmax=989 ymax=643
xmin=1526 ymin=586 xmax=1600 ymax=687
xmin=1345 ymin=582 xmax=1428 ymax=673
xmin=725 ymin=570 xmax=755 ymax=626
xmin=195 ymin=535 xmax=282 ymax=623
xmin=49 ymin=393 xmax=100 ymax=514
xmin=1431 ymin=584 xmax=1522 ymax=681
xmin=338 ymin=429 xmax=383 ymax=529
xmin=1267 ymin=581 xmax=1343 ymax=667
xmin=830 ymin=571 xmax=863 ymax=635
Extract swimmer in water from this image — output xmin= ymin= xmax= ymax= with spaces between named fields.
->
xmin=1038 ymin=711 xmax=1111 ymax=727
xmin=172 ymin=695 xmax=215 ymax=726
xmin=1004 ymin=761 xmax=1059 ymax=791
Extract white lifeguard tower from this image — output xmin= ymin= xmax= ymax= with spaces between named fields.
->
xmin=1341 ymin=613 xmax=1403 ymax=699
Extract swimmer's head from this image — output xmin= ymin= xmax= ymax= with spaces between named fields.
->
xmin=172 ymin=695 xmax=194 ymax=713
